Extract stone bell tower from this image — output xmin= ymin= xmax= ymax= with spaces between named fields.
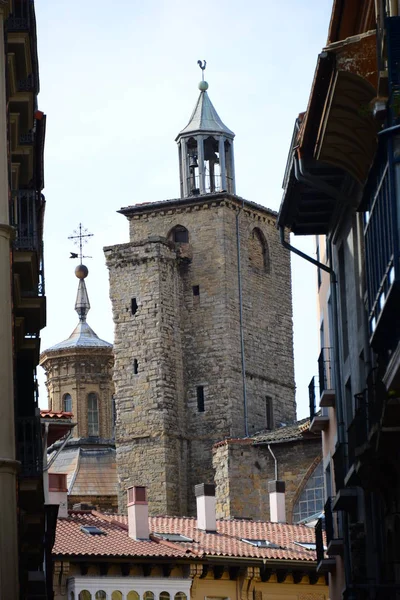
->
xmin=105 ymin=64 xmax=295 ymax=517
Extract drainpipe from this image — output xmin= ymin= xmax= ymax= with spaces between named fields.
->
xmin=267 ymin=444 xmax=278 ymax=480
xmin=236 ymin=200 xmax=249 ymax=437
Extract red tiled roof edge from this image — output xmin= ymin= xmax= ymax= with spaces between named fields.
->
xmin=41 ymin=410 xmax=74 ymax=419
xmin=213 ymin=438 xmax=254 ymax=450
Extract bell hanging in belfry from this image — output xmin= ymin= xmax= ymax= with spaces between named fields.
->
xmin=189 ymin=153 xmax=198 ymax=169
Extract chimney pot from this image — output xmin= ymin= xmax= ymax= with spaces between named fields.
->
xmin=127 ymin=486 xmax=149 ymax=540
xmin=195 ymin=483 xmax=216 ymax=532
xmin=268 ymin=480 xmax=286 ymax=523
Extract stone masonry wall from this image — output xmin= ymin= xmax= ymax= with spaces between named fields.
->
xmin=213 ymin=438 xmax=321 ymax=522
xmin=105 ymin=239 xmax=187 ymax=515
xmin=105 ymin=193 xmax=296 ymax=516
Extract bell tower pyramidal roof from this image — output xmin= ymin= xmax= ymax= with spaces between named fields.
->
xmin=175 ymin=61 xmax=236 ymax=198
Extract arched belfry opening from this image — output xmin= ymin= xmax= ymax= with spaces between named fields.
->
xmin=176 ymin=71 xmax=236 ymax=198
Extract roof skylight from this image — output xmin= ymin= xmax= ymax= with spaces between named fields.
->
xmin=154 ymin=533 xmax=193 ymax=542
xmin=80 ymin=525 xmax=106 ymax=536
xmin=241 ymin=538 xmax=282 ymax=549
xmin=294 ymin=541 xmax=316 ymax=551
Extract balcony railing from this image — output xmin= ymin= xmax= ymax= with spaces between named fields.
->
xmin=10 ymin=190 xmax=44 ymax=253
xmin=324 ymin=497 xmax=334 ymax=546
xmin=347 ymin=391 xmax=368 ymax=467
xmin=7 ymin=0 xmax=32 ymax=31
xmin=332 ymin=442 xmax=347 ymax=491
xmin=17 ymin=416 xmax=43 ymax=477
xmin=315 ymin=518 xmax=325 ymax=564
xmin=309 ymin=376 xmax=316 ymax=420
xmin=318 ymin=347 xmax=334 ymax=394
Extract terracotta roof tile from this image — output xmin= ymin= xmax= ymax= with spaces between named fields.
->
xmin=53 ymin=512 xmax=318 ymax=562
xmin=41 ymin=410 xmax=74 ymax=419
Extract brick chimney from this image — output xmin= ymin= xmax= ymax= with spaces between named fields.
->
xmin=268 ymin=480 xmax=286 ymax=523
xmin=48 ymin=473 xmax=68 ymax=518
xmin=127 ymin=486 xmax=149 ymax=540
xmin=195 ymin=483 xmax=216 ymax=532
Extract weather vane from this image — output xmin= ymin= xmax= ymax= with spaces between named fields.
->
xmin=68 ymin=223 xmax=93 ymax=262
xmin=197 ymin=59 xmax=206 ymax=81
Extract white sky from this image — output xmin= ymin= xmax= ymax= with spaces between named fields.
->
xmin=35 ymin=0 xmax=333 ymax=419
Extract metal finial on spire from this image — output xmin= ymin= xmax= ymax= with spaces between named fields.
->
xmin=68 ymin=224 xmax=93 ymax=322
xmin=197 ymin=59 xmax=208 ymax=91
xmin=68 ymin=223 xmax=93 ymax=263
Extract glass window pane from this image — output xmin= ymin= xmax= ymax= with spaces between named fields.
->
xmin=112 ymin=593 xmax=122 ymax=600
xmin=144 ymin=592 xmax=154 ymax=600
xmin=79 ymin=592 xmax=92 ymax=600
xmin=63 ymin=393 xmax=72 ymax=412
xmin=175 ymin=593 xmax=187 ymax=600
xmin=292 ymin=461 xmax=324 ymax=523
xmin=127 ymin=593 xmax=140 ymax=600
xmin=87 ymin=392 xmax=99 ymax=436
xmin=160 ymin=592 xmax=170 ymax=600
xmin=95 ymin=593 xmax=106 ymax=600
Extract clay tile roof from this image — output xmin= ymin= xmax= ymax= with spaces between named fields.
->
xmin=53 ymin=512 xmax=318 ymax=562
xmin=251 ymin=417 xmax=316 ymax=444
xmin=53 ymin=512 xmax=195 ymax=558
xmin=40 ymin=410 xmax=73 ymax=419
xmin=213 ymin=419 xmax=318 ymax=450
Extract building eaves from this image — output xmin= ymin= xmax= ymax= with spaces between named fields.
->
xmin=118 ymin=193 xmax=278 ymax=221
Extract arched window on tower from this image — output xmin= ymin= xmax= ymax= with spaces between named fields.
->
xmin=63 ymin=393 xmax=72 ymax=413
xmin=249 ymin=227 xmax=270 ymax=273
xmin=87 ymin=392 xmax=99 ymax=437
xmin=168 ymin=225 xmax=189 ymax=244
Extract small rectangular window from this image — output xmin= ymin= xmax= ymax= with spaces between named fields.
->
xmin=133 ymin=359 xmax=138 ymax=375
xmin=193 ymin=285 xmax=200 ymax=296
xmin=265 ymin=396 xmax=273 ymax=430
xmin=131 ymin=298 xmax=138 ymax=315
xmin=197 ymin=386 xmax=205 ymax=412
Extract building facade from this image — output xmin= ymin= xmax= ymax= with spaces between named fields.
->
xmin=51 ymin=484 xmax=328 ymax=600
xmin=0 ymin=1 xmax=50 ymax=597
xmin=278 ymin=1 xmax=400 ymax=597
xmin=213 ymin=418 xmax=323 ymax=524
xmin=105 ymin=76 xmax=296 ymax=516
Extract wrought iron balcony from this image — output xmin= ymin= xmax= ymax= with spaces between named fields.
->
xmin=332 ymin=442 xmax=346 ymax=491
xmin=315 ymin=516 xmax=336 ymax=573
xmin=7 ymin=0 xmax=32 ymax=31
xmin=10 ymin=190 xmax=44 ymax=253
xmin=347 ymin=391 xmax=369 ymax=469
xmin=17 ymin=416 xmax=43 ymax=478
xmin=19 ymin=131 xmax=35 ymax=145
xmin=318 ymin=347 xmax=335 ymax=407
xmin=325 ymin=497 xmax=343 ymax=556
xmin=309 ymin=376 xmax=329 ymax=433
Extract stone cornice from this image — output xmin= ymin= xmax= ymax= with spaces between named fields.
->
xmin=118 ymin=192 xmax=278 ymax=222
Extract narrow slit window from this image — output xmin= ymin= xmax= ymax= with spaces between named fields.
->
xmin=193 ymin=285 xmax=200 ymax=296
xmin=131 ymin=298 xmax=138 ymax=315
xmin=197 ymin=386 xmax=205 ymax=412
xmin=265 ymin=396 xmax=273 ymax=430
xmin=133 ymin=359 xmax=138 ymax=375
